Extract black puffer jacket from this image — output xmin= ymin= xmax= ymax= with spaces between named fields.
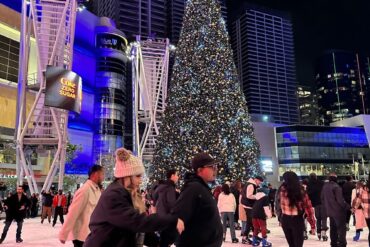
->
xmin=153 ymin=180 xmax=178 ymax=216
xmin=84 ymin=180 xmax=177 ymax=247
xmin=172 ymin=173 xmax=223 ymax=247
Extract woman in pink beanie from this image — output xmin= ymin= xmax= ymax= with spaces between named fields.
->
xmin=84 ymin=148 xmax=184 ymax=247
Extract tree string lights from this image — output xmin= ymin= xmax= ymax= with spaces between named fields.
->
xmin=150 ymin=0 xmax=262 ymax=184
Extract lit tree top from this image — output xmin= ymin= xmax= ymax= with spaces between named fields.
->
xmin=151 ymin=0 xmax=262 ymax=184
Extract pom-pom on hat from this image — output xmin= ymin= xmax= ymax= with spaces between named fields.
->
xmin=114 ymin=148 xmax=145 ymax=178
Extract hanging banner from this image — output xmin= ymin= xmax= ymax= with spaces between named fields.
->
xmin=44 ymin=66 xmax=82 ymax=114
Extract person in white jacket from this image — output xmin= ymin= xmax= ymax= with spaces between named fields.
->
xmin=217 ymin=183 xmax=239 ymax=243
xmin=59 ymin=165 xmax=104 ymax=247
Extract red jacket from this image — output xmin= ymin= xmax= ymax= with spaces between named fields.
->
xmin=53 ymin=194 xmax=67 ymax=208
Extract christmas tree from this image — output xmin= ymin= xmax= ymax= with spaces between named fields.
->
xmin=151 ymin=0 xmax=262 ymax=183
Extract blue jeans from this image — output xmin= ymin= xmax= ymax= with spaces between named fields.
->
xmin=221 ymin=212 xmax=236 ymax=240
xmin=241 ymin=221 xmax=247 ymax=235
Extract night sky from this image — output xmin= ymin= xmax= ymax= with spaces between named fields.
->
xmin=2 ymin=0 xmax=370 ymax=87
xmin=227 ymin=0 xmax=370 ymax=87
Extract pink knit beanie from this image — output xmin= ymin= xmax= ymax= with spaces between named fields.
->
xmin=114 ymin=148 xmax=145 ymax=178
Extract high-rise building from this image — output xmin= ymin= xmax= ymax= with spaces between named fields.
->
xmin=167 ymin=0 xmax=228 ymax=45
xmin=315 ymin=50 xmax=370 ymax=125
xmin=297 ymin=86 xmax=319 ymax=125
xmin=230 ymin=4 xmax=298 ymax=125
xmin=93 ymin=0 xmax=167 ymax=40
xmin=93 ymin=0 xmax=227 ymax=45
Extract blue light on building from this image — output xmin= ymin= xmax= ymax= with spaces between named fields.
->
xmin=67 ymin=10 xmax=128 ymax=175
xmin=275 ymin=125 xmax=370 ymax=178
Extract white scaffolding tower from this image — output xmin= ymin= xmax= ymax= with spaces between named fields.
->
xmin=15 ymin=0 xmax=77 ymax=194
xmin=131 ymin=37 xmax=170 ymax=162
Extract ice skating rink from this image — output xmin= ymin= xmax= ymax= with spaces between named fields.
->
xmin=0 ymin=217 xmax=367 ymax=246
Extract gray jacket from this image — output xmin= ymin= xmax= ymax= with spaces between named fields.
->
xmin=321 ymin=181 xmax=350 ymax=218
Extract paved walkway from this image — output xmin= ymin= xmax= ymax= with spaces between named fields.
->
xmin=0 ymin=217 xmax=367 ymax=246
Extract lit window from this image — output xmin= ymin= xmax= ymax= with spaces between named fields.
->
xmin=327 ymin=74 xmax=332 ymax=78
xmin=355 ymin=109 xmax=360 ymax=114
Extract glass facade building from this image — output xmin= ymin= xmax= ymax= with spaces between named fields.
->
xmin=315 ymin=50 xmax=370 ymax=125
xmin=231 ymin=4 xmax=298 ymax=125
xmin=93 ymin=0 xmax=167 ymax=40
xmin=297 ymin=86 xmax=318 ymax=125
xmin=276 ymin=125 xmax=370 ymax=178
xmin=93 ymin=18 xmax=128 ymax=168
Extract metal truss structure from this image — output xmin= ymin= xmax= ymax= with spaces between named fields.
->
xmin=15 ymin=0 xmax=77 ymax=194
xmin=131 ymin=37 xmax=170 ymax=162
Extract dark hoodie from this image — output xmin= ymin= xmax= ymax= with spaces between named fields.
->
xmin=321 ymin=177 xmax=350 ymax=218
xmin=172 ymin=173 xmax=223 ymax=247
xmin=307 ymin=178 xmax=324 ymax=207
xmin=153 ymin=180 xmax=178 ymax=216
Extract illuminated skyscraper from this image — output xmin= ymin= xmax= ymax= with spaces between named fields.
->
xmin=315 ymin=50 xmax=370 ymax=125
xmin=230 ymin=4 xmax=299 ymax=125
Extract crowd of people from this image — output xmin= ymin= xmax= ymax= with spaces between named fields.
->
xmin=0 ymin=185 xmax=73 ymax=243
xmin=1 ymin=149 xmax=370 ymax=247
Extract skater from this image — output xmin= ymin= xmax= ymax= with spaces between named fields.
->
xmin=238 ymin=189 xmax=247 ymax=237
xmin=231 ymin=180 xmax=242 ymax=230
xmin=351 ymin=180 xmax=366 ymax=242
xmin=342 ymin=176 xmax=355 ymax=231
xmin=276 ymin=171 xmax=315 ymax=247
xmin=172 ymin=152 xmax=223 ymax=247
xmin=41 ymin=190 xmax=53 ymax=224
xmin=30 ymin=193 xmax=38 ymax=218
xmin=84 ymin=148 xmax=184 ymax=247
xmin=52 ymin=189 xmax=67 ymax=226
xmin=241 ymin=176 xmax=264 ymax=244
xmin=321 ymin=173 xmax=350 ymax=247
xmin=300 ymin=179 xmax=310 ymax=241
xmin=153 ymin=169 xmax=180 ymax=247
xmin=251 ymin=191 xmax=272 ymax=247
xmin=218 ymin=183 xmax=238 ymax=243
xmin=268 ymin=184 xmax=277 ymax=217
xmin=306 ymin=173 xmax=328 ymax=241
xmin=352 ymin=174 xmax=370 ymax=246
xmin=66 ymin=191 xmax=72 ymax=214
xmin=213 ymin=185 xmax=223 ymax=202
xmin=0 ymin=185 xmax=30 ymax=244
xmin=59 ymin=165 xmax=104 ymax=247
